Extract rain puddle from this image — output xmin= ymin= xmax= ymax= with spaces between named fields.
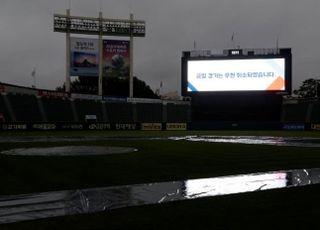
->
xmin=1 ymin=168 xmax=320 ymax=224
xmin=1 ymin=146 xmax=137 ymax=156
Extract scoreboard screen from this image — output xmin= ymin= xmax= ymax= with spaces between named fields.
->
xmin=187 ymin=58 xmax=285 ymax=92
xmin=181 ymin=49 xmax=292 ymax=95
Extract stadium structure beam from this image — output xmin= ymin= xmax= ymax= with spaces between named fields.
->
xmin=53 ymin=14 xmax=145 ymax=37
xmin=53 ymin=10 xmax=146 ymax=97
xmin=129 ymin=13 xmax=134 ymax=98
xmin=98 ymin=11 xmax=103 ymax=96
xmin=65 ymin=9 xmax=71 ymax=93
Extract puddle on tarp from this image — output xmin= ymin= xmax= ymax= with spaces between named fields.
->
xmin=170 ymin=136 xmax=320 ymax=147
xmin=1 ymin=146 xmax=138 ymax=156
xmin=1 ymin=168 xmax=320 ymax=224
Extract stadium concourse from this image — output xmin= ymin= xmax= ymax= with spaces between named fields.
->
xmin=0 ymin=82 xmax=190 ymax=131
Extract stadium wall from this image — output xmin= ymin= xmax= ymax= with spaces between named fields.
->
xmin=0 ymin=121 xmax=319 ymax=131
xmin=1 ymin=83 xmax=320 ymax=131
xmin=0 ymin=83 xmax=191 ymax=125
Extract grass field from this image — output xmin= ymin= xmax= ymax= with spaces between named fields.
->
xmin=1 ymin=130 xmax=320 ymax=229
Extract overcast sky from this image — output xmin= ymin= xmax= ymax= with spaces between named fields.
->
xmin=0 ymin=0 xmax=319 ymax=94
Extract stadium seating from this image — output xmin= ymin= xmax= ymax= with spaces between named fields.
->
xmin=7 ymin=93 xmax=42 ymax=122
xmin=0 ymin=83 xmax=191 ymax=124
xmin=136 ymin=103 xmax=162 ymax=122
xmin=166 ymin=103 xmax=190 ymax=122
xmin=105 ymin=102 xmax=134 ymax=122
xmin=41 ymin=97 xmax=74 ymax=122
xmin=0 ymin=94 xmax=11 ymax=122
xmin=282 ymin=102 xmax=310 ymax=122
xmin=73 ymin=99 xmax=104 ymax=122
xmin=310 ymin=102 xmax=320 ymax=122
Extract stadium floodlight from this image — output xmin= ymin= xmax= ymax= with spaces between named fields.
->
xmin=53 ymin=10 xmax=145 ymax=97
xmin=54 ymin=14 xmax=145 ymax=37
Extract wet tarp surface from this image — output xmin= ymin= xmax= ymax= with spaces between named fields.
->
xmin=1 ymin=146 xmax=137 ymax=156
xmin=170 ymin=135 xmax=320 ymax=147
xmin=1 ymin=135 xmax=320 ymax=147
xmin=1 ymin=135 xmax=320 ymax=224
xmin=1 ymin=168 xmax=320 ymax=224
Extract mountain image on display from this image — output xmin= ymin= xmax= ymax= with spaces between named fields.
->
xmin=77 ymin=58 xmax=96 ymax=67
xmin=73 ymin=52 xmax=97 ymax=68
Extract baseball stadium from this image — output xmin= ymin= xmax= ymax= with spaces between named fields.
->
xmin=1 ymin=7 xmax=320 ymax=230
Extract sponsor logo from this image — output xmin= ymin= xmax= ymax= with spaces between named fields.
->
xmin=115 ymin=123 xmax=137 ymax=130
xmin=103 ymin=96 xmax=127 ymax=102
xmin=283 ymin=123 xmax=305 ymax=131
xmin=126 ymin=98 xmax=161 ymax=104
xmin=39 ymin=90 xmax=68 ymax=98
xmin=166 ymin=123 xmax=187 ymax=131
xmin=61 ymin=124 xmax=84 ymax=130
xmin=2 ymin=124 xmax=27 ymax=130
xmin=311 ymin=124 xmax=320 ymax=131
xmin=32 ymin=124 xmax=56 ymax=130
xmin=89 ymin=123 xmax=111 ymax=130
xmin=72 ymin=93 xmax=102 ymax=101
xmin=141 ymin=123 xmax=162 ymax=131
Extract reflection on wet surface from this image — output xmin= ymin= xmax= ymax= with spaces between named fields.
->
xmin=170 ymin=136 xmax=320 ymax=147
xmin=1 ymin=146 xmax=137 ymax=156
xmin=1 ymin=168 xmax=320 ymax=224
xmin=0 ymin=135 xmax=320 ymax=147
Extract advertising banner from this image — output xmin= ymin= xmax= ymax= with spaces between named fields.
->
xmin=70 ymin=38 xmax=130 ymax=78
xmin=283 ymin=123 xmax=305 ymax=131
xmin=311 ymin=124 xmax=320 ymax=131
xmin=141 ymin=123 xmax=162 ymax=131
xmin=70 ymin=37 xmax=99 ymax=76
xmin=39 ymin=90 xmax=69 ymax=98
xmin=103 ymin=40 xmax=130 ymax=78
xmin=166 ymin=123 xmax=187 ymax=131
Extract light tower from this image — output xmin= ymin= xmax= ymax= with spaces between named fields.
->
xmin=53 ymin=10 xmax=145 ymax=97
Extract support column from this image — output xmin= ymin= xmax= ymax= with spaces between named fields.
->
xmin=101 ymin=101 xmax=108 ymax=122
xmin=98 ymin=12 xmax=103 ymax=96
xmin=187 ymin=103 xmax=192 ymax=122
xmin=306 ymin=103 xmax=314 ymax=123
xmin=129 ymin=13 xmax=134 ymax=98
xmin=132 ymin=102 xmax=137 ymax=122
xmin=70 ymin=99 xmax=79 ymax=122
xmin=65 ymin=9 xmax=71 ymax=93
xmin=162 ymin=102 xmax=167 ymax=123
xmin=2 ymin=94 xmax=15 ymax=122
xmin=36 ymin=96 xmax=47 ymax=122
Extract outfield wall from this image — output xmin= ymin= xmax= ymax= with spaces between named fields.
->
xmin=0 ymin=83 xmax=191 ymax=124
xmin=1 ymin=82 xmax=320 ymax=129
xmin=0 ymin=122 xmax=187 ymax=131
xmin=0 ymin=121 xmax=319 ymax=131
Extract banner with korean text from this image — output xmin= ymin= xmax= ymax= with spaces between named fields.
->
xmin=103 ymin=40 xmax=130 ymax=78
xmin=70 ymin=37 xmax=99 ymax=76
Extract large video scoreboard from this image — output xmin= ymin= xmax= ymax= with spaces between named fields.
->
xmin=181 ymin=48 xmax=292 ymax=96
xmin=181 ymin=48 xmax=292 ymax=122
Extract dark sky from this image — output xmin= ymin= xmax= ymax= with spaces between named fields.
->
xmin=0 ymin=0 xmax=319 ymax=94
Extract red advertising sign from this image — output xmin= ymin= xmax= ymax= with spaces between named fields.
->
xmin=103 ymin=40 xmax=130 ymax=78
